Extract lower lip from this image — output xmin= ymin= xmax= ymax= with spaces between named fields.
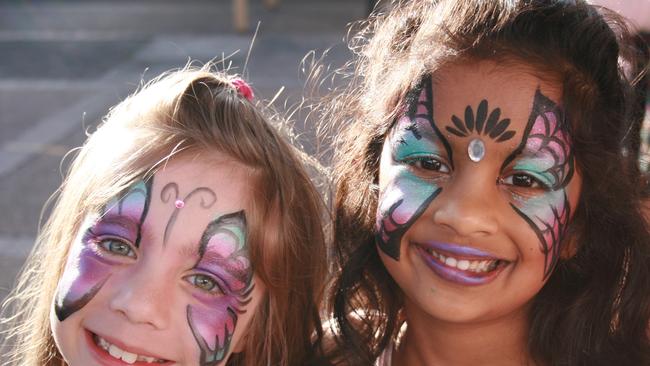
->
xmin=85 ymin=329 xmax=167 ymax=366
xmin=416 ymin=246 xmax=504 ymax=286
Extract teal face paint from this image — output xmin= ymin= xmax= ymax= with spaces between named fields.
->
xmin=502 ymin=89 xmax=575 ymax=278
xmin=376 ymin=76 xmax=450 ymax=260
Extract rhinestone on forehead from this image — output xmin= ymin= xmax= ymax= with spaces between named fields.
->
xmin=468 ymin=138 xmax=486 ymax=162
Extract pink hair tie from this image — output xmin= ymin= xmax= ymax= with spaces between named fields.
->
xmin=231 ymin=78 xmax=254 ymax=101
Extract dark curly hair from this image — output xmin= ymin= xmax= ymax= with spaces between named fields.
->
xmin=322 ymin=1 xmax=650 ymax=365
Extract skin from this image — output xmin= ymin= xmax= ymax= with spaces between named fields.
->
xmin=376 ymin=61 xmax=581 ymax=365
xmin=51 ymin=155 xmax=264 ymax=366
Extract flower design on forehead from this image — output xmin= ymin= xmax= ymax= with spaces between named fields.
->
xmin=445 ymin=99 xmax=517 ymax=162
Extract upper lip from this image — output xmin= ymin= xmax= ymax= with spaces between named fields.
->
xmin=417 ymin=240 xmax=509 ymax=261
xmin=88 ymin=329 xmax=170 ymax=361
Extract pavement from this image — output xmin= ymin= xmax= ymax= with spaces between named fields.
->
xmin=0 ymin=0 xmax=366 ymax=309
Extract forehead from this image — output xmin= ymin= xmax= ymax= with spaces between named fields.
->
xmin=102 ymin=154 xmax=253 ymax=252
xmin=149 ymin=154 xmax=252 ymax=225
xmin=432 ymin=60 xmax=562 ymax=136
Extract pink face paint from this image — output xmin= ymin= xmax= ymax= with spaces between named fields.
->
xmin=376 ymin=77 xmax=449 ymax=260
xmin=54 ymin=179 xmax=152 ymax=321
xmin=186 ymin=211 xmax=253 ymax=366
xmin=502 ymin=89 xmax=575 ymax=278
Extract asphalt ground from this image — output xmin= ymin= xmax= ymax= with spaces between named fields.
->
xmin=0 ymin=0 xmax=365 ymax=314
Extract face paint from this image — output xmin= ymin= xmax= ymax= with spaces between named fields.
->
xmin=502 ymin=89 xmax=575 ymax=278
xmin=160 ymin=182 xmax=217 ymax=246
xmin=376 ymin=77 xmax=451 ymax=260
xmin=445 ymin=99 xmax=517 ymax=142
xmin=186 ymin=211 xmax=253 ymax=366
xmin=54 ymin=179 xmax=153 ymax=321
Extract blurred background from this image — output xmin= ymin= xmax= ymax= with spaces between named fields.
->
xmin=0 ymin=0 xmax=371 ymax=307
xmin=0 ymin=0 xmax=648 ymax=327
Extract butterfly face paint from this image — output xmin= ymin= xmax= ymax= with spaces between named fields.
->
xmin=51 ymin=157 xmax=262 ymax=365
xmin=54 ymin=179 xmax=153 ymax=321
xmin=502 ymin=89 xmax=574 ymax=278
xmin=376 ymin=78 xmax=451 ymax=260
xmin=187 ymin=211 xmax=253 ymax=365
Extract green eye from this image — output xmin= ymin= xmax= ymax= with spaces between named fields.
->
xmin=186 ymin=274 xmax=223 ymax=295
xmin=99 ymin=239 xmax=136 ymax=258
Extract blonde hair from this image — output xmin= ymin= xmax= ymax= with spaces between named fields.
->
xmin=0 ymin=65 xmax=328 ymax=366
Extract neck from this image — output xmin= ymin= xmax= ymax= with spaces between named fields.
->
xmin=393 ymin=302 xmax=535 ymax=366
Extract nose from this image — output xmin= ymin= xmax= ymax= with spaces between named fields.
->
xmin=108 ymin=267 xmax=170 ymax=330
xmin=432 ymin=174 xmax=499 ymax=237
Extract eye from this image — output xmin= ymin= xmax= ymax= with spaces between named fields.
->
xmin=185 ymin=274 xmax=224 ymax=295
xmin=98 ymin=238 xmax=136 ymax=258
xmin=407 ymin=157 xmax=450 ymax=173
xmin=501 ymin=173 xmax=544 ymax=189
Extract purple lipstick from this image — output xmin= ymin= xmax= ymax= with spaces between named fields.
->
xmin=416 ymin=241 xmax=507 ymax=286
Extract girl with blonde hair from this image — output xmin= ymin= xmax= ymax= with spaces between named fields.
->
xmin=1 ymin=66 xmax=327 ymax=366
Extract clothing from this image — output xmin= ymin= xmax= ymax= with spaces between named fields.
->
xmin=374 ymin=340 xmax=394 ymax=366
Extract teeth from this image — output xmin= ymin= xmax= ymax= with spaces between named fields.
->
xmin=444 ymin=257 xmax=457 ymax=267
xmin=122 ymin=351 xmax=138 ymax=364
xmin=94 ymin=334 xmax=165 ymax=363
xmin=425 ymin=248 xmax=502 ymax=273
xmin=457 ymin=260 xmax=470 ymax=270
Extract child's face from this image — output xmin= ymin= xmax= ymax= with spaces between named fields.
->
xmin=376 ymin=60 xmax=582 ymax=324
xmin=51 ymin=155 xmax=264 ymax=365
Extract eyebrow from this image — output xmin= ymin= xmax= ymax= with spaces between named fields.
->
xmin=198 ymin=249 xmax=249 ymax=286
xmin=177 ymin=243 xmax=199 ymax=259
xmin=94 ymin=213 xmax=139 ymax=232
xmin=519 ymin=146 xmax=560 ymax=161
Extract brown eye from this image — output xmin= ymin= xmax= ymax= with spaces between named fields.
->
xmin=502 ymin=173 xmax=541 ymax=188
xmin=408 ymin=157 xmax=450 ymax=173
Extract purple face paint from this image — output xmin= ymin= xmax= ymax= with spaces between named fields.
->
xmin=502 ymin=89 xmax=575 ymax=278
xmin=376 ymin=77 xmax=451 ymax=260
xmin=54 ymin=179 xmax=152 ymax=321
xmin=186 ymin=211 xmax=253 ymax=366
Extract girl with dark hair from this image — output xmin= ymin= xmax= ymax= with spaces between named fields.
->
xmin=324 ymin=1 xmax=650 ymax=365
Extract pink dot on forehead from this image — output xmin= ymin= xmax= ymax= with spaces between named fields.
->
xmin=175 ymin=199 xmax=185 ymax=208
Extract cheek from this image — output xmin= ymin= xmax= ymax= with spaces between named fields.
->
xmin=186 ymin=282 xmax=255 ymax=365
xmin=510 ymin=189 xmax=571 ymax=277
xmin=54 ymin=243 xmax=114 ymax=321
xmin=376 ymin=163 xmax=441 ymax=260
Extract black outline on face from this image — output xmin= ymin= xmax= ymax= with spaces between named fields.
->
xmin=501 ymin=89 xmax=575 ymax=278
xmin=445 ymin=100 xmax=517 ymax=142
xmin=54 ymin=178 xmax=153 ymax=321
xmin=376 ymin=75 xmax=452 ymax=259
xmin=187 ymin=210 xmax=254 ymax=366
xmin=160 ymin=182 xmax=217 ymax=246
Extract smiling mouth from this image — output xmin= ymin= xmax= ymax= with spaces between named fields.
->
xmin=90 ymin=331 xmax=169 ymax=364
xmin=424 ymin=247 xmax=504 ymax=273
xmin=416 ymin=244 xmax=509 ymax=286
